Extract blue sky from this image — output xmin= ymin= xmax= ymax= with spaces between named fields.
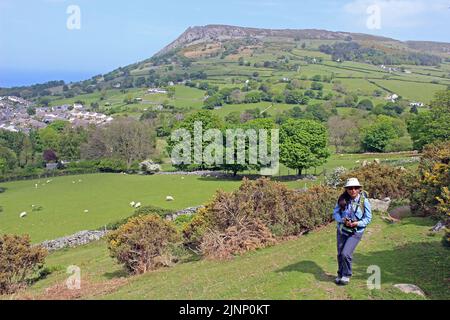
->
xmin=0 ymin=0 xmax=449 ymax=87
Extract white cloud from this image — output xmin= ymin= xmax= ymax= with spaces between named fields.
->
xmin=343 ymin=0 xmax=449 ymax=28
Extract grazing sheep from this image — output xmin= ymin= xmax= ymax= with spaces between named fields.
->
xmin=134 ymin=202 xmax=141 ymax=208
xmin=20 ymin=212 xmax=27 ymax=218
xmin=72 ymin=181 xmax=76 ymax=184
xmin=46 ymin=180 xmax=51 ymax=184
xmin=35 ymin=184 xmax=38 ymax=188
xmin=130 ymin=201 xmax=136 ymax=207
xmin=166 ymin=196 xmax=174 ymax=201
xmin=84 ymin=210 xmax=89 ymax=213
xmin=78 ymin=179 xmax=82 ymax=183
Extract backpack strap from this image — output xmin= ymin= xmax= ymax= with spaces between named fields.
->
xmin=357 ymin=191 xmax=368 ymax=221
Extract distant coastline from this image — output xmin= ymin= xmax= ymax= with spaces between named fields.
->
xmin=0 ymin=69 xmax=96 ymax=88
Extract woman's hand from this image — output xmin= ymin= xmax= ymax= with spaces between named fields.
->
xmin=350 ymin=221 xmax=359 ymax=228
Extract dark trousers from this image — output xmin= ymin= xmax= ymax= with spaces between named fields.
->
xmin=337 ymin=228 xmax=363 ymax=277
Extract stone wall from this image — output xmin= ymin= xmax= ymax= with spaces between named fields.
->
xmin=41 ymin=230 xmax=108 ymax=252
xmin=40 ymin=206 xmax=205 ymax=252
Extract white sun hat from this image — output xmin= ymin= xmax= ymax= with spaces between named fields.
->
xmin=344 ymin=178 xmax=362 ymax=188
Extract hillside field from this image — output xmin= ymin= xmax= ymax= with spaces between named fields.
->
xmin=12 ymin=214 xmax=449 ymax=300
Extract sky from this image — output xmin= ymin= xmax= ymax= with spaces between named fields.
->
xmin=0 ymin=0 xmax=449 ymax=87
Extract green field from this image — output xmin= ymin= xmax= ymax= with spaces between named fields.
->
xmin=17 ymin=214 xmax=449 ymax=300
xmin=0 ymin=174 xmax=240 ymax=242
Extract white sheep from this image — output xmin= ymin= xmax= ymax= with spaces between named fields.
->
xmin=78 ymin=179 xmax=82 ymax=183
xmin=134 ymin=202 xmax=141 ymax=208
xmin=130 ymin=201 xmax=136 ymax=207
xmin=46 ymin=180 xmax=51 ymax=184
xmin=84 ymin=209 xmax=89 ymax=213
xmin=20 ymin=212 xmax=27 ymax=218
xmin=35 ymin=184 xmax=38 ymax=188
xmin=166 ymin=196 xmax=174 ymax=201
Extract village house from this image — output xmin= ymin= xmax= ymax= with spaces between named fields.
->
xmin=147 ymin=88 xmax=168 ymax=94
xmin=410 ymin=102 xmax=424 ymax=107
xmin=386 ymin=94 xmax=399 ymax=103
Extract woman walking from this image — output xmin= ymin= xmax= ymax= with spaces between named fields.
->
xmin=333 ymin=178 xmax=372 ymax=285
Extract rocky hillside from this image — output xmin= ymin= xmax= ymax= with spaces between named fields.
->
xmin=156 ymin=24 xmax=399 ymax=56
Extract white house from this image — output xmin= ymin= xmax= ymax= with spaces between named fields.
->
xmin=386 ymin=94 xmax=399 ymax=102
xmin=147 ymin=88 xmax=168 ymax=94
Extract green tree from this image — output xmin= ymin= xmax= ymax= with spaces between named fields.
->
xmin=0 ymin=146 xmax=17 ymax=172
xmin=221 ymin=118 xmax=276 ymax=176
xmin=203 ymin=94 xmax=223 ymax=110
xmin=357 ymin=99 xmax=374 ymax=111
xmin=280 ymin=119 xmax=330 ymax=175
xmin=167 ymin=110 xmax=224 ymax=170
xmin=285 ymin=90 xmax=304 ymax=104
xmin=408 ymin=90 xmax=450 ymax=150
xmin=0 ymin=158 xmax=6 ymax=175
xmin=39 ymin=127 xmax=60 ymax=152
xmin=362 ymin=120 xmax=398 ymax=152
xmin=244 ymin=91 xmax=262 ymax=103
xmin=311 ymin=82 xmax=323 ymax=91
xmin=167 ymin=86 xmax=176 ymax=99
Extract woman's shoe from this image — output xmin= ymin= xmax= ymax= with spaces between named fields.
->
xmin=335 ymin=276 xmax=342 ymax=284
xmin=340 ymin=276 xmax=350 ymax=285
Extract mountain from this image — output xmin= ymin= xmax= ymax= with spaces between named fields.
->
xmin=1 ymin=24 xmax=449 ymax=97
xmin=157 ymin=24 xmax=450 ymax=57
xmin=156 ymin=24 xmax=397 ymax=56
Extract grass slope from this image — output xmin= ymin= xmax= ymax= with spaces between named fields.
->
xmin=21 ymin=215 xmax=449 ymax=300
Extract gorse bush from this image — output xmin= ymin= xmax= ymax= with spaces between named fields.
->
xmin=108 ymin=215 xmax=181 ymax=274
xmin=105 ymin=205 xmax=173 ymax=230
xmin=409 ymin=141 xmax=450 ymax=223
xmin=0 ymin=234 xmax=47 ymax=295
xmin=340 ymin=163 xmax=411 ymax=200
xmin=184 ymin=178 xmax=338 ymax=259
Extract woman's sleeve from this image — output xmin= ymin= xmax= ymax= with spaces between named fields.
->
xmin=333 ymin=203 xmax=342 ymax=223
xmin=357 ymin=199 xmax=372 ymax=228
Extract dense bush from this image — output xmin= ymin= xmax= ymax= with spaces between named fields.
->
xmin=105 ymin=205 xmax=173 ymax=230
xmin=97 ymin=159 xmax=127 ymax=172
xmin=0 ymin=234 xmax=47 ymax=295
xmin=107 ymin=215 xmax=181 ymax=274
xmin=340 ymin=163 xmax=411 ymax=200
xmin=409 ymin=141 xmax=450 ymax=222
xmin=183 ymin=178 xmax=338 ymax=259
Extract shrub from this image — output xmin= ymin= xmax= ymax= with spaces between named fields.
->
xmin=409 ymin=141 xmax=450 ymax=222
xmin=0 ymin=234 xmax=47 ymax=295
xmin=340 ymin=163 xmax=411 ymax=200
xmin=185 ymin=178 xmax=338 ymax=259
xmin=182 ymin=207 xmax=211 ymax=249
xmin=107 ymin=215 xmax=181 ymax=274
xmin=384 ymin=136 xmax=414 ymax=152
xmin=200 ymin=219 xmax=276 ymax=260
xmin=97 ymin=159 xmax=127 ymax=172
xmin=325 ymin=166 xmax=348 ymax=188
xmin=106 ymin=205 xmax=173 ymax=230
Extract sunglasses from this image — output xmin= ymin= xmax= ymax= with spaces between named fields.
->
xmin=346 ymin=187 xmax=361 ymax=191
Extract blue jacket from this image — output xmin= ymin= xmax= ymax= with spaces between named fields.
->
xmin=333 ymin=194 xmax=372 ymax=233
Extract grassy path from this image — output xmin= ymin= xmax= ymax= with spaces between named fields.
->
xmin=20 ymin=214 xmax=449 ymax=300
